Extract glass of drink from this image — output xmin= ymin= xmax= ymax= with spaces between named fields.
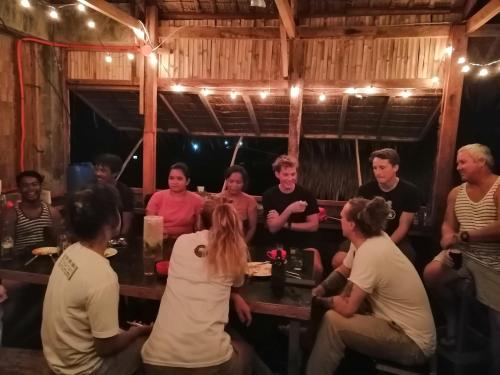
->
xmin=449 ymin=249 xmax=463 ymax=270
xmin=1 ymin=234 xmax=14 ymax=261
xmin=143 ymin=216 xmax=164 ymax=276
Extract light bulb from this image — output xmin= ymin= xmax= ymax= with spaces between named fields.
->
xmin=127 ymin=53 xmax=134 ymax=61
xmin=77 ymin=3 xmax=86 ymax=12
xmin=400 ymin=90 xmax=411 ymax=98
xmin=87 ymin=20 xmax=96 ymax=29
xmin=290 ymin=85 xmax=300 ymax=98
xmin=319 ymin=93 xmax=326 ymax=102
xmin=201 ymin=88 xmax=211 ymax=96
xmin=20 ymin=0 xmax=31 ymax=8
xmin=478 ymin=68 xmax=489 ymax=77
xmin=133 ymin=27 xmax=145 ymax=41
xmin=444 ymin=46 xmax=453 ymax=57
xmin=259 ymin=91 xmax=268 ymax=99
xmin=457 ymin=57 xmax=466 ymax=65
xmin=149 ymin=53 xmax=157 ymax=66
xmin=48 ymin=8 xmax=59 ymax=20
xmin=461 ymin=65 xmax=471 ymax=73
xmin=171 ymin=84 xmax=184 ymax=92
xmin=431 ymin=76 xmax=439 ymax=85
xmin=104 ymin=54 xmax=112 ymax=63
xmin=230 ymin=91 xmax=238 ymax=100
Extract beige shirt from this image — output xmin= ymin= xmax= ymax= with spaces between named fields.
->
xmin=41 ymin=243 xmax=120 ymax=374
xmin=142 ymin=230 xmax=239 ymax=368
xmin=344 ymin=233 xmax=436 ymax=357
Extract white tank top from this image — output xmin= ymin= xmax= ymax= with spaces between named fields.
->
xmin=455 ymin=177 xmax=500 ymax=271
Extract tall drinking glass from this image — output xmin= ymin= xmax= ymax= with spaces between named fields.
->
xmin=143 ymin=215 xmax=163 ymax=276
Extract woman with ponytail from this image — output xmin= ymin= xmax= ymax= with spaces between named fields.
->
xmin=141 ymin=198 xmax=255 ymax=374
xmin=307 ymin=197 xmax=435 ymax=375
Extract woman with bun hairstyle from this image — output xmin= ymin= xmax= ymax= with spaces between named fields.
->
xmin=218 ymin=165 xmax=258 ymax=243
xmin=41 ymin=185 xmax=151 ymax=375
xmin=142 ymin=198 xmax=265 ymax=374
xmin=307 ymin=197 xmax=435 ymax=375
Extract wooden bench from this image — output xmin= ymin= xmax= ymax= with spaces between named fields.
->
xmin=0 ymin=347 xmax=54 ymax=375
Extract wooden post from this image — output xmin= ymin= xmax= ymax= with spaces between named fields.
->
xmin=287 ymin=39 xmax=304 ymax=159
xmin=143 ymin=6 xmax=158 ymax=198
xmin=430 ymin=25 xmax=468 ymax=226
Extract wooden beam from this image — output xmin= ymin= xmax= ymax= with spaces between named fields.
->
xmin=337 ymin=95 xmax=349 ymax=137
xmin=274 ymin=0 xmax=296 ymax=39
xmin=376 ymin=96 xmax=393 ymax=139
xmin=143 ymin=5 xmax=158 ymax=197
xmin=305 ymin=78 xmax=442 ymax=90
xmin=309 ymin=7 xmax=460 ymax=17
xmin=162 ymin=12 xmax=278 ymax=20
xmin=299 ymin=24 xmax=450 ymax=39
xmin=287 ymin=39 xmax=304 ymax=159
xmin=279 ymin=23 xmax=289 ymax=78
xmin=466 ymin=0 xmax=500 ymax=34
xmin=158 ymin=79 xmax=289 ymax=90
xmin=159 ymin=26 xmax=280 ymax=40
xmin=419 ymin=100 xmax=442 ymax=141
xmin=430 ymin=25 xmax=468 ymax=226
xmin=242 ymin=95 xmax=261 ymax=136
xmin=158 ymin=93 xmax=190 ymax=134
xmin=198 ymin=94 xmax=225 ymax=135
xmin=469 ymin=23 xmax=500 ymax=37
xmin=78 ymin=0 xmax=142 ymax=31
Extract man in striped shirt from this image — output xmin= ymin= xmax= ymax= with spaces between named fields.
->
xmin=1 ymin=170 xmax=61 ymax=346
xmin=424 ymin=144 xmax=500 ymax=374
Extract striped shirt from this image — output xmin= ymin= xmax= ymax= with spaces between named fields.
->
xmin=14 ymin=202 xmax=53 ymax=252
xmin=455 ymin=177 xmax=500 ymax=271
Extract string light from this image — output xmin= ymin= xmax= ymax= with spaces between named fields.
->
xmin=444 ymin=46 xmax=453 ymax=57
xmin=431 ymin=76 xmax=440 ymax=85
xmin=461 ymin=65 xmax=471 ymax=73
xmin=290 ymin=85 xmax=300 ymax=98
xmin=319 ymin=93 xmax=326 ymax=102
xmin=171 ymin=84 xmax=184 ymax=92
xmin=478 ymin=68 xmax=489 ymax=77
xmin=48 ymin=7 xmax=59 ymax=20
xmin=127 ymin=53 xmax=135 ymax=61
xmin=364 ymin=85 xmax=376 ymax=95
xmin=133 ymin=27 xmax=145 ymax=41
xmin=201 ymin=88 xmax=212 ymax=96
xmin=230 ymin=91 xmax=238 ymax=100
xmin=148 ymin=53 xmax=157 ymax=66
xmin=400 ymin=90 xmax=412 ymax=98
xmin=87 ymin=20 xmax=96 ymax=29
xmin=104 ymin=54 xmax=112 ymax=63
xmin=259 ymin=91 xmax=268 ymax=100
xmin=20 ymin=0 xmax=31 ymax=8
xmin=457 ymin=57 xmax=466 ymax=65
xmin=77 ymin=3 xmax=86 ymax=12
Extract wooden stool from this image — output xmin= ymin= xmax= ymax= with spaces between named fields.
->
xmin=437 ymin=278 xmax=489 ymax=375
xmin=0 ymin=347 xmax=54 ymax=374
xmin=374 ymin=355 xmax=437 ymax=375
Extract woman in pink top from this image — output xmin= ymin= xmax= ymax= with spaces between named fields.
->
xmin=218 ymin=165 xmax=257 ymax=243
xmin=146 ymin=163 xmax=204 ymax=238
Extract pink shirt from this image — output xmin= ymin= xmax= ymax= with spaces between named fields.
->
xmin=146 ymin=190 xmax=204 ymax=237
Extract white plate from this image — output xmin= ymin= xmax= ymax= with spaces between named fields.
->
xmin=32 ymin=246 xmax=58 ymax=256
xmin=104 ymin=248 xmax=118 ymax=258
xmin=246 ymin=262 xmax=272 ymax=277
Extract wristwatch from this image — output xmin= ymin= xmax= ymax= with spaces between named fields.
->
xmin=460 ymin=231 xmax=470 ymax=242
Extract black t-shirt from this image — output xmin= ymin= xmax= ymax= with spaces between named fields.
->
xmin=116 ymin=181 xmax=134 ymax=213
xmin=262 ymin=184 xmax=319 ymax=249
xmin=357 ymin=179 xmax=421 ymax=235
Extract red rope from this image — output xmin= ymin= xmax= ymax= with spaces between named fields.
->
xmin=16 ymin=36 xmax=139 ymax=171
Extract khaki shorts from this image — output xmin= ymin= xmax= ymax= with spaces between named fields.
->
xmin=433 ymin=250 xmax=500 ymax=311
